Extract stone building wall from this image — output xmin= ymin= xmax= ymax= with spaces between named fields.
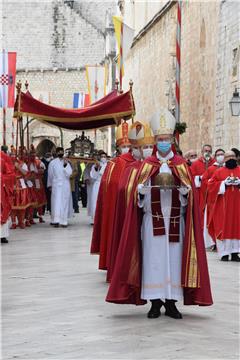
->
xmin=122 ymin=0 xmax=239 ymax=153
xmin=214 ymin=1 xmax=240 ymax=150
xmin=1 ymin=0 xmax=117 ymax=154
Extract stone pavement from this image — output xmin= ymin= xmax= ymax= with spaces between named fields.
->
xmin=1 ymin=209 xmax=239 ymax=360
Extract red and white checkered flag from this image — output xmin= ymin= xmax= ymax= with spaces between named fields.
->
xmin=0 ymin=50 xmax=17 ymax=108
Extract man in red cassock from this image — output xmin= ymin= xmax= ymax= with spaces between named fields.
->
xmin=201 ymin=148 xmax=225 ymax=248
xmin=208 ymin=150 xmax=240 ymax=261
xmin=190 ymin=144 xmax=215 ymax=228
xmin=1 ymin=147 xmax=15 ymax=243
xmin=91 ymin=121 xmax=136 ymax=271
xmin=106 ymin=121 xmax=155 ymax=283
xmin=106 ymin=108 xmax=213 ymax=319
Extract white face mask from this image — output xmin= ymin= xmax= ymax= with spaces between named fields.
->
xmin=216 ymin=155 xmax=224 ymax=164
xmin=132 ymin=148 xmax=142 ymax=160
xmin=142 ymin=148 xmax=153 ymax=159
xmin=190 ymin=158 xmax=197 ymax=163
xmin=120 ymin=147 xmax=130 ymax=155
xmin=100 ymin=158 xmax=107 ymax=164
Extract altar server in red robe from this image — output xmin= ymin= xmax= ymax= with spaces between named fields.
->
xmin=190 ymin=144 xmax=215 ymax=228
xmin=208 ymin=151 xmax=240 ymax=261
xmin=11 ymin=148 xmax=30 ymax=229
xmin=201 ymin=148 xmax=225 ymax=247
xmin=106 ymin=108 xmax=213 ymax=319
xmin=106 ymin=121 xmax=155 ymax=282
xmin=91 ymin=121 xmax=135 ymax=271
xmin=1 ymin=150 xmax=15 ymax=243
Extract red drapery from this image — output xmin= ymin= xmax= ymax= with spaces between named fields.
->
xmin=14 ymin=89 xmax=135 ymax=130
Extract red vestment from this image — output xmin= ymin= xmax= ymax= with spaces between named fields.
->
xmin=0 ymin=152 xmax=15 ymax=225
xmin=208 ymin=166 xmax=240 ymax=240
xmin=190 ymin=157 xmax=215 ymax=227
xmin=91 ymin=152 xmax=135 ymax=270
xmin=201 ymin=164 xmax=223 ymax=241
xmin=106 ymin=154 xmax=213 ymax=306
xmin=106 ymin=159 xmax=142 ymax=282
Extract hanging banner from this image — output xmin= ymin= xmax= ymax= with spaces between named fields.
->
xmin=112 ymin=16 xmax=134 ymax=80
xmin=86 ymin=65 xmax=107 ymax=104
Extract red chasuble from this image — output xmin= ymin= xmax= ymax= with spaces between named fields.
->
xmin=106 ymin=154 xmax=213 ymax=306
xmin=106 ymin=159 xmax=142 ymax=282
xmin=0 ymin=152 xmax=15 ymax=224
xmin=91 ymin=152 xmax=135 ymax=270
xmin=190 ymin=157 xmax=215 ymax=227
xmin=208 ymin=166 xmax=240 ymax=240
xmin=201 ymin=164 xmax=223 ymax=241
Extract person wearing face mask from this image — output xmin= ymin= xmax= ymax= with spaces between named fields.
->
xmin=47 ymin=147 xmax=73 ymax=228
xmin=91 ymin=121 xmax=136 ymax=270
xmin=184 ymin=150 xmax=198 ymax=166
xmin=190 ymin=144 xmax=215 ymax=231
xmin=201 ymin=149 xmax=225 ymax=248
xmin=41 ymin=152 xmax=53 ymax=214
xmin=106 ymin=108 xmax=213 ymax=318
xmin=89 ymin=151 xmax=108 ymax=223
xmin=27 ymin=147 xmax=47 ymax=225
xmin=208 ymin=151 xmax=240 ymax=261
xmin=106 ymin=121 xmax=154 ymax=283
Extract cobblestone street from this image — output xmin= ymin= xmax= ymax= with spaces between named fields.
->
xmin=1 ymin=209 xmax=239 ymax=360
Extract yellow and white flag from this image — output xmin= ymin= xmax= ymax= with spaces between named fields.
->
xmin=85 ymin=65 xmax=107 ymax=104
xmin=112 ymin=16 xmax=135 ymax=79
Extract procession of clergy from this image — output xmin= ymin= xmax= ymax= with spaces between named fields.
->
xmin=1 ymin=107 xmax=240 ymax=319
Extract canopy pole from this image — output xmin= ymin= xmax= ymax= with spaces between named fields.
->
xmin=16 ymin=81 xmax=22 ymax=155
xmin=25 ymin=80 xmax=30 ymax=150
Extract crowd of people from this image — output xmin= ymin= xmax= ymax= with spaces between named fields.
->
xmin=1 ymin=107 xmax=239 ymax=320
xmin=0 ymin=144 xmax=108 ymax=242
xmin=90 ymin=108 xmax=240 ymax=320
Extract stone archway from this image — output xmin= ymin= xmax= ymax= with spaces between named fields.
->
xmin=36 ymin=139 xmax=56 ymax=157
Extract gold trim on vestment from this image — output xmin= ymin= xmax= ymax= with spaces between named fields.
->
xmin=175 ymin=164 xmax=198 ymax=288
xmin=126 ymin=168 xmax=138 ymax=207
xmin=106 ymin=161 xmax=115 ymax=192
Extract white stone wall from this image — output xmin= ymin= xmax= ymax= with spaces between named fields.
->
xmin=0 ymin=0 xmax=117 ymax=154
xmin=214 ymin=0 xmax=240 ymax=150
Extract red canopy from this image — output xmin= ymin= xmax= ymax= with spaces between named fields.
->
xmin=14 ymin=89 xmax=135 ymax=130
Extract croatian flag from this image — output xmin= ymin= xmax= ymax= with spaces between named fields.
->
xmin=0 ymin=51 xmax=17 ymax=108
xmin=73 ymin=92 xmax=90 ymax=108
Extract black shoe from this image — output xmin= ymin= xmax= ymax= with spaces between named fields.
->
xmin=231 ymin=253 xmax=240 ymax=262
xmin=165 ymin=300 xmax=182 ymax=319
xmin=221 ymin=255 xmax=229 ymax=261
xmin=61 ymin=224 xmax=68 ymax=228
xmin=1 ymin=238 xmax=8 ymax=244
xmin=211 ymin=244 xmax=217 ymax=252
xmin=74 ymin=209 xmax=79 ymax=213
xmin=147 ymin=299 xmax=164 ymax=319
xmin=53 ymin=223 xmax=59 ymax=228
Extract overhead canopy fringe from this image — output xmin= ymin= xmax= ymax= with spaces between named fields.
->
xmin=14 ymin=89 xmax=135 ymax=130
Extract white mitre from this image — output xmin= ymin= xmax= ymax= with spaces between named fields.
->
xmin=150 ymin=108 xmax=176 ymax=135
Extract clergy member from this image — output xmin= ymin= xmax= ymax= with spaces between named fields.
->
xmin=47 ymin=147 xmax=73 ymax=228
xmin=106 ymin=121 xmax=155 ymax=282
xmin=106 ymin=108 xmax=213 ymax=319
xmin=208 ymin=150 xmax=240 ymax=261
xmin=91 ymin=121 xmax=135 ymax=271
xmin=90 ymin=151 xmax=108 ymax=223
xmin=190 ymin=144 xmax=215 ymax=228
xmin=201 ymin=148 xmax=225 ymax=248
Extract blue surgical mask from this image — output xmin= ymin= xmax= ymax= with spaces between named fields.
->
xmin=157 ymin=141 xmax=171 ymax=153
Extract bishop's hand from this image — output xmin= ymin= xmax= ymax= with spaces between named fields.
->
xmin=138 ymin=183 xmax=151 ymax=195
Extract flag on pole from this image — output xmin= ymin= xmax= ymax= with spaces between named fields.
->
xmin=86 ymin=65 xmax=107 ymax=104
xmin=73 ymin=92 xmax=90 ymax=108
xmin=112 ymin=16 xmax=134 ymax=84
xmin=0 ymin=51 xmax=17 ymax=108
